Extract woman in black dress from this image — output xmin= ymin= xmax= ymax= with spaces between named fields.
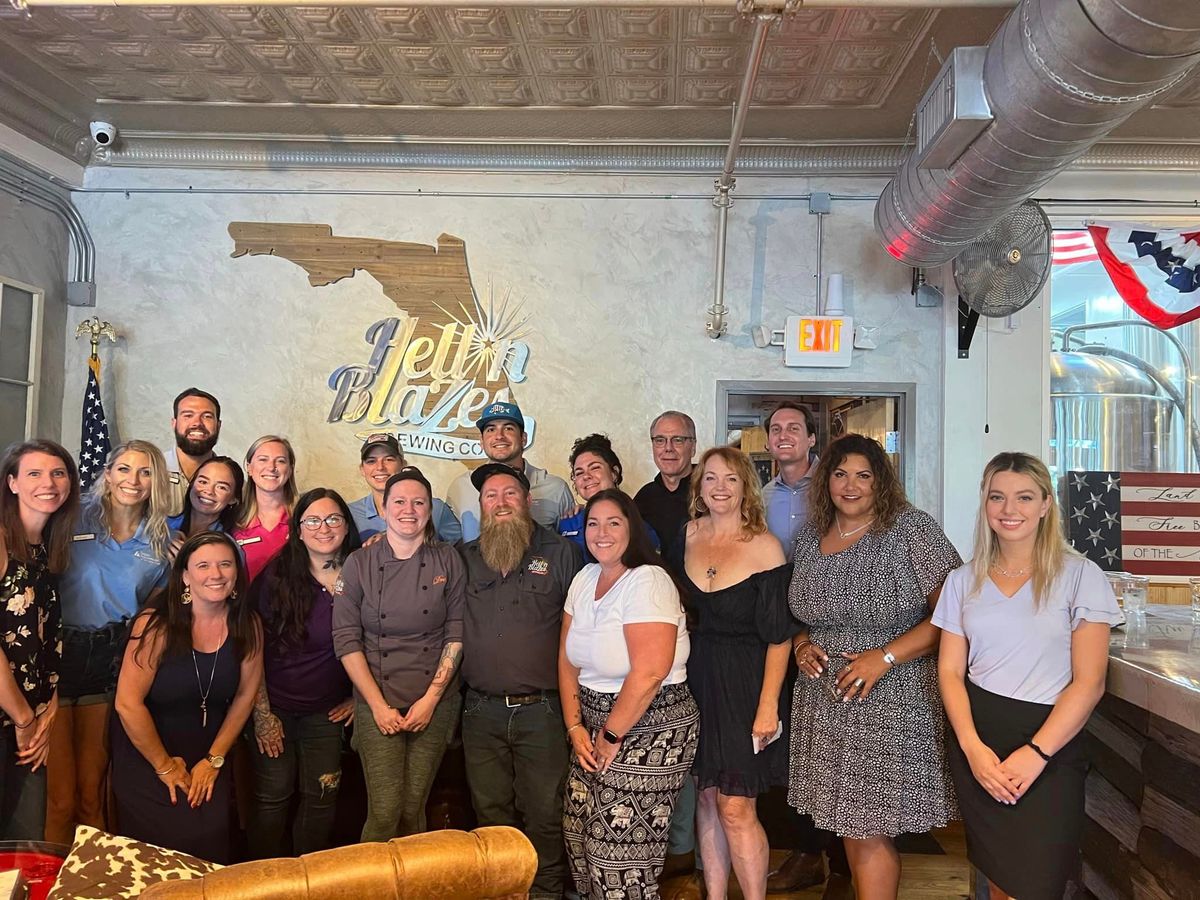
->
xmin=670 ymin=446 xmax=797 ymax=900
xmin=112 ymin=531 xmax=262 ymax=863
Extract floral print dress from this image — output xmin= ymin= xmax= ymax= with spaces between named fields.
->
xmin=1 ymin=545 xmax=62 ymax=725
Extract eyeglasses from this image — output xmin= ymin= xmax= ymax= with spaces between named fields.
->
xmin=300 ymin=514 xmax=347 ymax=531
xmin=651 ymin=436 xmax=695 ymax=449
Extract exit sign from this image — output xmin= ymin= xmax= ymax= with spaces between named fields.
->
xmin=784 ymin=315 xmax=853 ymax=367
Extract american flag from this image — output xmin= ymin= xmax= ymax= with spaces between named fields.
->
xmin=1065 ymin=471 xmax=1200 ymax=576
xmin=1088 ymin=222 xmax=1200 ymax=329
xmin=79 ymin=356 xmax=111 ymax=491
xmin=1052 ymin=230 xmax=1100 ymax=267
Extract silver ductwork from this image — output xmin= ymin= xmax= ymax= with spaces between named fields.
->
xmin=876 ymin=0 xmax=1200 ymax=267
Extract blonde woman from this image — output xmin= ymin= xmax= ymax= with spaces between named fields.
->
xmin=47 ymin=440 xmax=175 ymax=843
xmin=668 ymin=446 xmax=797 ymax=900
xmin=934 ymin=453 xmax=1121 ymax=900
xmin=234 ymin=436 xmax=299 ymax=583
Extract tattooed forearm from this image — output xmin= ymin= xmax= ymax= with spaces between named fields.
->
xmin=429 ymin=642 xmax=463 ymax=694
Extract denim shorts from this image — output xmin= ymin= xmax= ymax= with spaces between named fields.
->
xmin=59 ymin=622 xmax=126 ymax=705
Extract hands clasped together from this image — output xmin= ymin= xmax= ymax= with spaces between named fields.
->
xmin=569 ymin=724 xmax=620 ymax=774
xmin=964 ymin=742 xmax=1047 ymax=805
xmin=793 ymin=639 xmax=893 ymax=703
xmin=155 ymin=756 xmax=225 ymax=809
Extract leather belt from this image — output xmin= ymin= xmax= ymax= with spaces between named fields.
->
xmin=469 ymin=688 xmax=557 ymax=708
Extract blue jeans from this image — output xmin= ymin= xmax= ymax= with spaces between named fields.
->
xmin=249 ymin=710 xmax=346 ymax=858
xmin=1 ymin=725 xmax=46 ymax=840
xmin=461 ymin=690 xmax=569 ymax=900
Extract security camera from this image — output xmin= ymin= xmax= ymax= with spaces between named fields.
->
xmin=89 ymin=122 xmax=117 ymax=147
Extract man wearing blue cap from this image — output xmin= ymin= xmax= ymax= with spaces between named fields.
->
xmin=445 ymin=401 xmax=573 ymax=542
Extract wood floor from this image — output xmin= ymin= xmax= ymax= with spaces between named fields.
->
xmin=697 ymin=824 xmax=972 ymax=900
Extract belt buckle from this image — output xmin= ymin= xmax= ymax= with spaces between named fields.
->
xmin=504 ymin=694 xmax=523 ymax=708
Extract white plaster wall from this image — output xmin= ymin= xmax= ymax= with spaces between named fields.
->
xmin=63 ymin=168 xmax=948 ymax=518
xmin=1 ymin=190 xmax=69 ymax=442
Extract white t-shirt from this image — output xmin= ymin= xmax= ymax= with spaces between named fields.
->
xmin=932 ymin=554 xmax=1123 ymax=705
xmin=564 ymin=564 xmax=690 ymax=693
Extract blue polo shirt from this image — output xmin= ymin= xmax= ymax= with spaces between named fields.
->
xmin=165 ymin=513 xmax=228 ymax=534
xmin=349 ymin=493 xmax=462 ymax=543
xmin=59 ymin=512 xmax=173 ymax=630
xmin=762 ymin=452 xmax=818 ymax=561
xmin=557 ymin=509 xmax=661 ymax=564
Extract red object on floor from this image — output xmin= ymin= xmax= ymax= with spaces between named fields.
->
xmin=0 ymin=844 xmax=69 ymax=900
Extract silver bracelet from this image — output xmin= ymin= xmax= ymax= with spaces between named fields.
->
xmin=882 ymin=649 xmax=898 ymax=667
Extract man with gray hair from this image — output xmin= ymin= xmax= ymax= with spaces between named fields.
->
xmin=633 ymin=410 xmax=697 ymax=557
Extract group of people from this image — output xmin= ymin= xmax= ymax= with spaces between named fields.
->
xmin=0 ymin=388 xmax=1122 ymax=900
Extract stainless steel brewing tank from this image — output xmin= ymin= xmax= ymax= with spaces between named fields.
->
xmin=1050 ymin=351 xmax=1180 ymax=475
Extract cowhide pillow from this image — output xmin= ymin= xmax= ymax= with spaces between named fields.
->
xmin=46 ymin=826 xmax=221 ymax=900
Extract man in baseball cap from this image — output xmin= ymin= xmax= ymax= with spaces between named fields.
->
xmin=348 ymin=433 xmax=461 ymax=541
xmin=445 ymin=401 xmax=572 ymax=542
xmin=457 ymin=460 xmax=582 ymax=898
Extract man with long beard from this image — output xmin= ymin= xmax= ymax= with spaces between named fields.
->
xmin=458 ymin=463 xmax=583 ymax=900
xmin=164 ymin=387 xmax=222 ymax=516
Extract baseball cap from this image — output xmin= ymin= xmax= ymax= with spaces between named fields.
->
xmin=360 ymin=433 xmax=402 ymax=461
xmin=471 ymin=462 xmax=531 ymax=493
xmin=477 ymin=401 xmax=524 ymax=432
xmin=383 ymin=466 xmax=432 ymax=499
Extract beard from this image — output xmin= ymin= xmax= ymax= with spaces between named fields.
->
xmin=480 ymin=509 xmax=535 ymax=575
xmin=175 ymin=428 xmax=219 ymax=457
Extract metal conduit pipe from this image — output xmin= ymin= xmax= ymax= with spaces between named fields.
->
xmin=17 ymin=0 xmax=1018 ymax=7
xmin=0 ymin=159 xmax=94 ymax=286
xmin=1061 ymin=319 xmax=1196 ymax=473
xmin=707 ymin=10 xmax=777 ymax=340
xmin=875 ymin=0 xmax=1200 ymax=267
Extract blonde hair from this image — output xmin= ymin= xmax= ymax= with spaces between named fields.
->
xmin=969 ymin=451 xmax=1075 ymax=607
xmin=237 ymin=435 xmax=299 ymax=528
xmin=689 ymin=446 xmax=768 ymax=538
xmin=86 ymin=440 xmax=173 ymax=561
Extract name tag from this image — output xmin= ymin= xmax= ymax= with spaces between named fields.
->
xmin=134 ymin=550 xmax=160 ymax=564
xmin=72 ymin=533 xmax=97 ymax=542
xmin=237 ymin=536 xmax=262 ymax=546
xmin=527 ymin=557 xmax=549 ymax=576
xmin=169 ymin=473 xmax=181 ymax=484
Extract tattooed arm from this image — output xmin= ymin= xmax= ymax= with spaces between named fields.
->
xmin=403 ymin=642 xmax=462 ymax=733
xmin=251 ymin=676 xmax=284 ymax=757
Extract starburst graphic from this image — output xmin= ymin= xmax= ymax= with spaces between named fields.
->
xmin=435 ymin=278 xmax=530 ymax=384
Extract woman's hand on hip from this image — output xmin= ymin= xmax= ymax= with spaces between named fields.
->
xmin=328 ymin=697 xmax=355 ymax=726
xmin=569 ymin=725 xmax=599 ymax=772
xmin=965 ymin=742 xmax=1020 ymax=805
xmin=187 ymin=759 xmax=219 ymax=808
xmin=794 ymin=640 xmax=828 ymax=678
xmin=835 ymin=650 xmax=891 ymax=702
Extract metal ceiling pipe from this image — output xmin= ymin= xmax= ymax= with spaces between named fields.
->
xmin=707 ymin=10 xmax=777 ymax=340
xmin=876 ymin=0 xmax=1200 ymax=267
xmin=0 ymin=155 xmax=95 ymax=289
xmin=16 ymin=0 xmax=1018 ymax=7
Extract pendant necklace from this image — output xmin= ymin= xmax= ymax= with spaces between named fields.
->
xmin=991 ymin=561 xmax=1031 ymax=577
xmin=192 ymin=632 xmax=225 ymax=728
xmin=836 ymin=516 xmax=873 ymax=540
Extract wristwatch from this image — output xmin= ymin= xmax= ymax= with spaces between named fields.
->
xmin=602 ymin=728 xmax=623 ymax=745
xmin=205 ymin=753 xmax=225 ymax=769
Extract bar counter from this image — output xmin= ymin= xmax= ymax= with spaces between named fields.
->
xmin=1081 ymin=605 xmax=1200 ymax=899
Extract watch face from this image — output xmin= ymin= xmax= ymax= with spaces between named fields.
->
xmin=208 ymin=754 xmax=225 ymax=769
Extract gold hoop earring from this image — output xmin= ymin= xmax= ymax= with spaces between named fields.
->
xmin=181 ymin=585 xmax=193 ymax=605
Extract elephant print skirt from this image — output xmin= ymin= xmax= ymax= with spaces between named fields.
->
xmin=563 ymin=682 xmax=699 ymax=900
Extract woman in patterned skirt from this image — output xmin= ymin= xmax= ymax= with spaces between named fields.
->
xmin=559 ymin=489 xmax=698 ymax=900
xmin=788 ymin=434 xmax=961 ymax=900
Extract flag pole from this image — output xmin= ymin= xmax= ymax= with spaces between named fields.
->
xmin=74 ymin=317 xmax=117 ymax=490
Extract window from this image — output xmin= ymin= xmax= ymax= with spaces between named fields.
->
xmin=0 ymin=278 xmax=43 ymax=450
xmin=1048 ymin=229 xmax=1197 ymax=486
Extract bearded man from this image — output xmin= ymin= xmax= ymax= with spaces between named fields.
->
xmin=458 ymin=462 xmax=583 ymax=900
xmin=165 ymin=387 xmax=222 ymax=516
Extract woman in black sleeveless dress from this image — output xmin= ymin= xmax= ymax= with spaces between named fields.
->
xmin=112 ymin=532 xmax=262 ymax=863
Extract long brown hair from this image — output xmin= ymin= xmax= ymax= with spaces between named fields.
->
xmin=0 ymin=439 xmax=81 ymax=573
xmin=132 ymin=531 xmax=260 ymax=664
xmin=688 ymin=446 xmax=768 ymax=538
xmin=808 ymin=434 xmax=908 ymax=536
xmin=237 ymin=435 xmax=299 ymax=529
xmin=970 ymin=452 xmax=1075 ymax=608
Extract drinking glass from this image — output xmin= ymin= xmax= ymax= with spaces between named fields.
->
xmin=1124 ymin=575 xmax=1149 ymax=614
xmin=1105 ymin=571 xmax=1128 ymax=606
xmin=1189 ymin=576 xmax=1200 ymax=622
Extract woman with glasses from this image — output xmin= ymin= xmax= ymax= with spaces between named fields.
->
xmin=234 ymin=436 xmax=300 ymax=583
xmin=333 ymin=467 xmax=465 ymax=841
xmin=559 ymin=434 xmax=659 ymax=561
xmin=248 ymin=488 xmax=361 ymax=858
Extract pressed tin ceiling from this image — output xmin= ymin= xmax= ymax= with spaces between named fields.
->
xmin=0 ymin=4 xmax=1198 ymax=170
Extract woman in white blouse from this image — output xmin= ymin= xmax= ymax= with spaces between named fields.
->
xmin=558 ymin=488 xmax=698 ymax=900
xmin=934 ymin=452 xmax=1122 ymax=900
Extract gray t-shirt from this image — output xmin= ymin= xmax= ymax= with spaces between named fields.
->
xmin=933 ymin=555 xmax=1122 ymax=705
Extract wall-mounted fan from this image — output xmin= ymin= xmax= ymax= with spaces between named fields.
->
xmin=954 ymin=199 xmax=1053 ymax=357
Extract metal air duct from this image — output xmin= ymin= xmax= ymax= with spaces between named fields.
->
xmin=876 ymin=0 xmax=1200 ymax=267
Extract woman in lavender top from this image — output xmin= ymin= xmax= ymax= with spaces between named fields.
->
xmin=934 ymin=452 xmax=1122 ymax=900
xmin=248 ymin=488 xmax=360 ymax=858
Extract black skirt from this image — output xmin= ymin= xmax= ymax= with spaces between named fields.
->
xmin=947 ymin=680 xmax=1088 ymax=900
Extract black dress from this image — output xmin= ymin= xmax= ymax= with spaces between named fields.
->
xmin=670 ymin=540 xmax=798 ymax=797
xmin=111 ymin=640 xmax=240 ymax=864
